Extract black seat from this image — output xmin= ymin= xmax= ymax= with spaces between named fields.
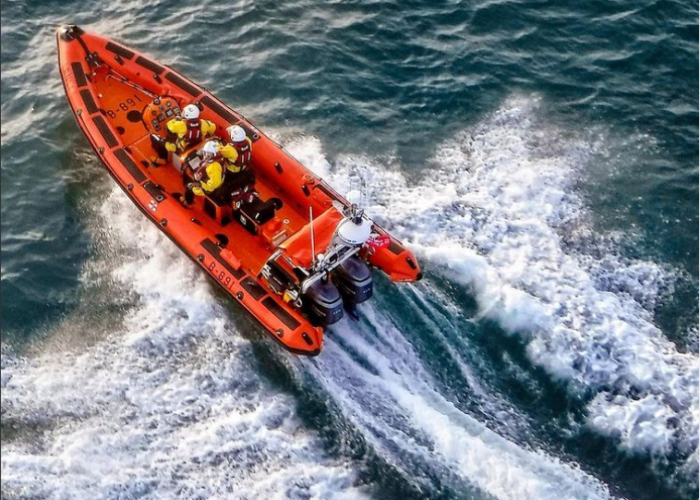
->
xmin=235 ymin=196 xmax=282 ymax=235
xmin=240 ymin=197 xmax=283 ymax=226
xmin=223 ymin=169 xmax=256 ymax=195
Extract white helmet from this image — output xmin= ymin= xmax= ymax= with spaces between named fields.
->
xmin=227 ymin=125 xmax=247 ymax=143
xmin=182 ymin=104 xmax=200 ymax=120
xmin=201 ymin=140 xmax=219 ymax=158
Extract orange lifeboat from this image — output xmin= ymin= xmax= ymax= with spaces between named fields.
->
xmin=57 ymin=25 xmax=422 ymax=355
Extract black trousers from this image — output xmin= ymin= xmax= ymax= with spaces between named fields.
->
xmin=183 ymin=184 xmax=196 ymax=204
xmin=182 ymin=170 xmax=256 ymax=206
xmin=221 ymin=169 xmax=256 ymax=195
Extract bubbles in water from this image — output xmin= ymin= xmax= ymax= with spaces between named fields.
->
xmin=284 ymin=96 xmax=698 ymax=468
xmin=1 ymin=192 xmax=370 ymax=500
xmin=3 ymin=96 xmax=696 ymax=500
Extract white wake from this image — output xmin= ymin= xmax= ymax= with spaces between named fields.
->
xmin=3 ymin=96 xmax=694 ymax=500
xmin=1 ymin=191 xmax=370 ymax=500
xmin=284 ymin=96 xmax=698 ymax=465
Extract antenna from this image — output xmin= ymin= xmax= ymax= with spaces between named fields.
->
xmin=349 ymin=163 xmax=368 ymax=211
xmin=359 ymin=167 xmax=367 ymax=210
xmin=309 ymin=206 xmax=315 ymax=268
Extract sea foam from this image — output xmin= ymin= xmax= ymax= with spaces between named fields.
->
xmin=0 ymin=191 xmax=370 ymax=500
xmin=1 ymin=128 xmax=618 ymax=500
xmin=282 ymin=96 xmax=699 ymax=466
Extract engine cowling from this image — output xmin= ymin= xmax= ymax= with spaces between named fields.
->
xmin=304 ymin=279 xmax=344 ymax=325
xmin=334 ymin=256 xmax=373 ymax=305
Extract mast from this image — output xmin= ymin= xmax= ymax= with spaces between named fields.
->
xmin=309 ymin=206 xmax=315 ymax=268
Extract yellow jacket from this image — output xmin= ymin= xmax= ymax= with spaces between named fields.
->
xmin=191 ymin=161 xmax=224 ymax=196
xmin=218 ymin=138 xmax=253 ymax=173
xmin=165 ymin=118 xmax=216 ymax=152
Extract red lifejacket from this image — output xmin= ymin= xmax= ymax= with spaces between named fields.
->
xmin=232 ymin=139 xmax=252 ymax=168
xmin=184 ymin=119 xmax=202 ymax=144
xmin=193 ymin=157 xmax=224 ymax=185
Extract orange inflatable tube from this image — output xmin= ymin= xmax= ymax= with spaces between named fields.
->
xmin=57 ymin=25 xmax=421 ymax=355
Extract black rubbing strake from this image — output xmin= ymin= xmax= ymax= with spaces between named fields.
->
xmin=135 ymin=56 xmax=165 ymax=75
xmin=261 ymin=297 xmax=301 ymax=330
xmin=72 ymin=62 xmax=87 ymax=87
xmin=93 ymin=115 xmax=118 ymax=148
xmin=240 ymin=277 xmax=268 ymax=301
xmin=200 ymin=95 xmax=237 ymax=123
xmin=165 ymin=72 xmax=201 ymax=97
xmin=105 ymin=41 xmax=134 ymax=60
xmin=80 ymin=89 xmax=98 ymax=114
xmin=114 ymin=149 xmax=147 ymax=183
xmin=314 ymin=183 xmax=343 ymax=204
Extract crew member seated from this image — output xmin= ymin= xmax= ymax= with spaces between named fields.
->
xmin=221 ymin=125 xmax=281 ymax=228
xmin=165 ymin=104 xmax=216 ymax=154
xmin=221 ymin=125 xmax=253 ymax=172
xmin=180 ymin=140 xmax=225 ymax=206
xmin=218 ymin=125 xmax=256 ymax=200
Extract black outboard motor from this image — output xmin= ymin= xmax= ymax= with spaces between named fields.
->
xmin=304 ymin=279 xmax=344 ymax=325
xmin=334 ymin=256 xmax=373 ymax=305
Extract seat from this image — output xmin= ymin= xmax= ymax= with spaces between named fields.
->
xmin=203 ymin=195 xmax=232 ymax=226
xmin=241 ymin=197 xmax=282 ymax=225
xmin=178 ymin=142 xmax=282 ymax=231
xmin=177 ymin=145 xmax=232 ymax=225
xmin=234 ymin=195 xmax=283 ymax=235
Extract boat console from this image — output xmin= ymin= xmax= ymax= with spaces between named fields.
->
xmin=143 ymin=96 xmax=181 ymax=135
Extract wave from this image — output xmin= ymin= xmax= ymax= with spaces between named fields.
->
xmin=2 ymin=96 xmax=694 ymax=500
xmin=306 ymin=306 xmax=616 ymax=500
xmin=2 ymin=112 xmax=619 ymax=500
xmin=1 ymin=191 xmax=371 ymax=500
xmin=282 ymin=96 xmax=698 ymax=477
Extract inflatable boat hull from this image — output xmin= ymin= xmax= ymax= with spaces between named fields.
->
xmin=57 ymin=25 xmax=422 ymax=355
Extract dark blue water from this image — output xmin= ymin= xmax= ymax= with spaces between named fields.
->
xmin=2 ymin=1 xmax=697 ymax=499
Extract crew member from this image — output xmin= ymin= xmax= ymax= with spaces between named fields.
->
xmin=165 ymin=104 xmax=216 ymax=154
xmin=220 ymin=125 xmax=253 ymax=173
xmin=218 ymin=125 xmax=256 ymax=203
xmin=181 ymin=140 xmax=225 ymax=205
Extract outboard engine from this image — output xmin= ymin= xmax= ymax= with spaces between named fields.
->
xmin=263 ymin=201 xmax=378 ymax=326
xmin=334 ymin=256 xmax=373 ymax=305
xmin=304 ymin=279 xmax=344 ymax=325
